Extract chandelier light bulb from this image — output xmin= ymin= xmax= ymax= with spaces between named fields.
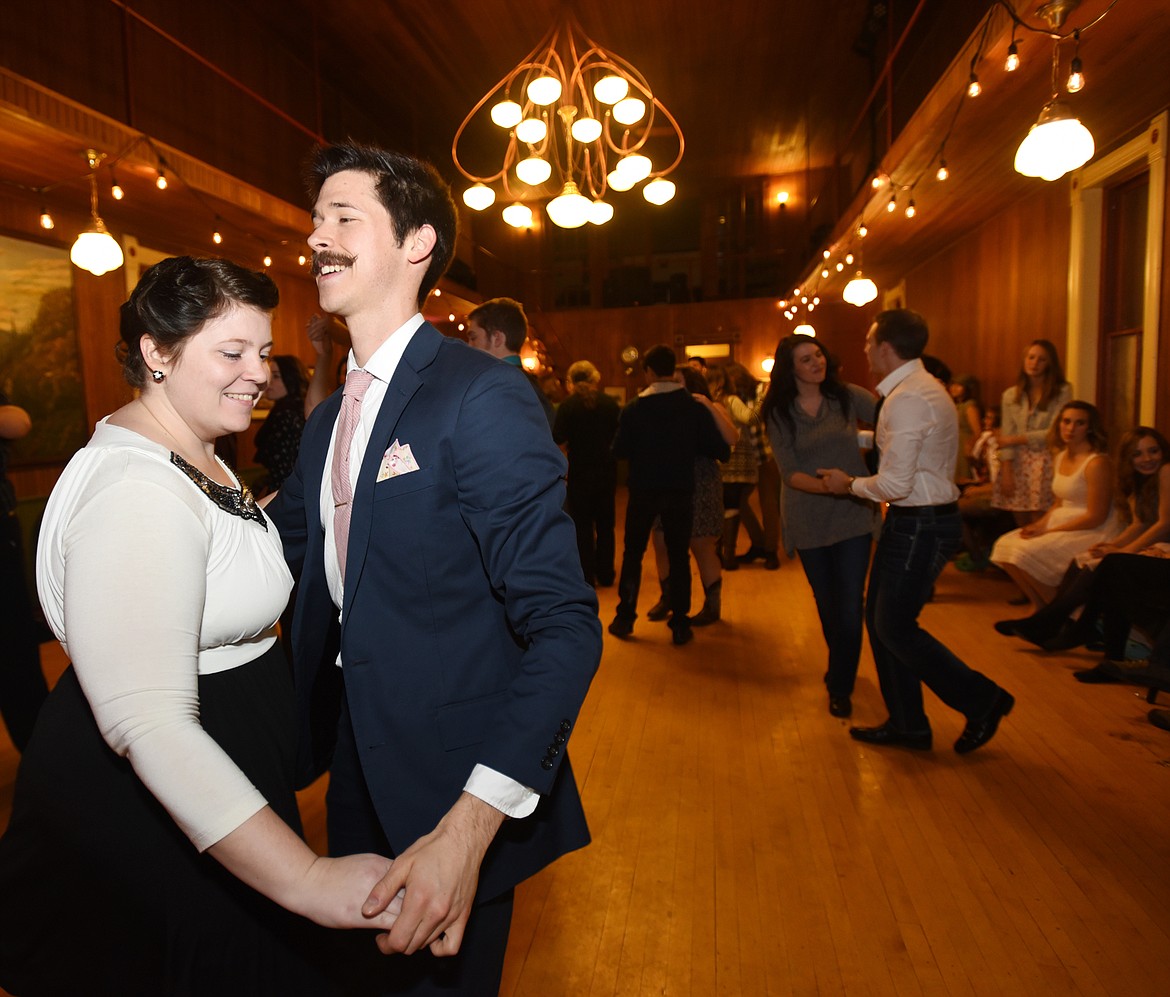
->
xmin=642 ymin=178 xmax=676 ymax=205
xmin=807 ymin=302 xmax=816 ymax=312
xmin=593 ymin=74 xmax=629 ymax=105
xmin=1066 ymin=56 xmax=1085 ymax=93
xmin=527 ymin=75 xmax=562 ymax=106
xmin=905 ymin=199 xmax=917 ymax=219
xmin=835 ymin=262 xmax=844 ymax=272
xmin=821 ymin=268 xmax=830 ymax=279
xmin=546 ymin=181 xmax=592 ymax=228
xmin=589 ymin=199 xmax=614 ymax=225
xmin=615 ymin=153 xmax=652 ymax=183
xmin=823 ymin=249 xmax=831 ymax=259
xmin=1005 ymin=41 xmax=1020 ymax=72
xmin=571 ymin=117 xmax=603 ymax=143
xmin=967 ymin=74 xmax=982 ymax=98
xmin=502 ymin=202 xmax=534 ymax=228
xmin=462 ymin=183 xmax=497 ymax=211
xmin=490 ymin=100 xmax=523 ymax=128
xmin=607 ymin=169 xmax=636 ymax=192
xmin=70 ymin=227 xmax=124 ymax=275
xmin=515 ymin=156 xmax=552 ymax=186
xmin=812 ymin=296 xmax=820 ymax=306
xmin=843 ymin=271 xmax=878 ymax=307
xmin=1014 ymin=99 xmax=1095 ymax=181
xmin=800 ymin=296 xmax=808 ymax=304
xmin=613 ymin=97 xmax=647 ymax=125
xmin=936 ymin=159 xmax=949 ymax=181
xmin=845 ymin=253 xmax=854 ymax=265
xmin=515 ymin=117 xmax=547 ymax=144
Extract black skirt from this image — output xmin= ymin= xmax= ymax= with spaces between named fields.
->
xmin=0 ymin=641 xmax=333 ymax=997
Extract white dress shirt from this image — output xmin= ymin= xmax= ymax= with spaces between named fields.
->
xmin=319 ymin=313 xmax=536 ymax=817
xmin=850 ymin=358 xmax=961 ymax=508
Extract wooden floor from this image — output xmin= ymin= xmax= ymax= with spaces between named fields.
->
xmin=3 ymin=540 xmax=1170 ymax=995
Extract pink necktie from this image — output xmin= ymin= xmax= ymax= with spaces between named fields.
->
xmin=331 ymin=369 xmax=375 ymax=579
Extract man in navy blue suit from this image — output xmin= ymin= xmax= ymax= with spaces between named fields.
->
xmin=268 ymin=142 xmax=601 ymax=995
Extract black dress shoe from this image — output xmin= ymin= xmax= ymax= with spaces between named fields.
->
xmin=736 ymin=546 xmax=767 ymax=564
xmin=764 ymin=553 xmax=781 ymax=570
xmin=994 ymin=617 xmax=1031 ymax=637
xmin=1073 ymin=664 xmax=1121 ymax=684
xmin=607 ymin=617 xmax=633 ymax=638
xmin=1040 ymin=620 xmax=1094 ymax=652
xmin=954 ymin=689 xmax=1015 ymax=754
xmin=671 ymin=625 xmax=694 ymax=646
xmin=829 ymin=696 xmax=852 ymax=718
xmin=849 ymin=722 xmax=932 ymax=750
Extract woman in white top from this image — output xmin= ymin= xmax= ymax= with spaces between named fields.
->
xmin=993 ymin=339 xmax=1073 ymax=525
xmin=990 ymin=401 xmax=1116 ymax=611
xmin=0 ymin=257 xmax=399 ymax=996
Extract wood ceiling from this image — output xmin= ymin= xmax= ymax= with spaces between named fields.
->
xmin=2 ymin=1 xmax=1168 ymax=296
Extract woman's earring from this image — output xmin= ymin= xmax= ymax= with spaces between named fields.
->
xmin=150 ymin=368 xmax=165 ymax=383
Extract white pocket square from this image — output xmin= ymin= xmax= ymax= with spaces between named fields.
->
xmin=377 ymin=439 xmax=421 ymax=482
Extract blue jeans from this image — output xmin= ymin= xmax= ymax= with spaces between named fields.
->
xmin=865 ymin=509 xmax=999 ymax=730
xmin=797 ymin=533 xmax=872 ymax=699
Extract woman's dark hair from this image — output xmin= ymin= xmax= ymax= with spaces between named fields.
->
xmin=677 ymin=365 xmax=710 ymax=398
xmin=1013 ymin=338 xmax=1067 ymax=411
xmin=1115 ymin=426 xmax=1169 ymax=524
xmin=723 ymin=361 xmax=758 ymax=403
xmin=118 ymin=256 xmax=278 ymax=389
xmin=761 ymin=335 xmax=852 ymax=435
xmin=305 ymin=141 xmax=457 ymax=307
xmin=1045 ymin=399 xmax=1107 ymax=453
xmin=953 ymin=373 xmax=982 ymax=408
xmin=271 ymin=354 xmax=310 ymax=404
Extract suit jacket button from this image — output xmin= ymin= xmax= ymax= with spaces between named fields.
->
xmin=554 ymin=732 xmax=567 ymax=745
xmin=541 ymin=758 xmax=554 ymax=770
xmin=546 ymin=744 xmax=560 ymax=756
xmin=560 ymin=720 xmax=572 ymax=732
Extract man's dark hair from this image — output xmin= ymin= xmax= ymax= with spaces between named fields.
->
xmin=305 ymin=142 xmax=457 ymax=307
xmin=468 ymin=297 xmax=528 ymax=353
xmin=872 ymin=308 xmax=929 ymax=360
xmin=643 ymin=345 xmax=677 ymax=378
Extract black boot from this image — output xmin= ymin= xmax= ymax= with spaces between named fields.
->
xmin=721 ymin=515 xmax=741 ymax=571
xmin=646 ymin=578 xmax=671 ymax=622
xmin=690 ymin=579 xmax=722 ymax=626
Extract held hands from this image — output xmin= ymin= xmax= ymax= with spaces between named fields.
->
xmin=296 ymin=853 xmax=403 ymax=931
xmin=360 ymin=793 xmax=505 ymax=958
xmin=817 ymin=467 xmax=853 ymax=495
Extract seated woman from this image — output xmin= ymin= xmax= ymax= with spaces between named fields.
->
xmin=990 ymin=400 xmax=1116 ymax=612
xmin=1000 ymin=427 xmax=1170 ymax=646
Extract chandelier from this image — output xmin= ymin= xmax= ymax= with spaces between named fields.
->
xmin=70 ymin=149 xmax=124 ymax=276
xmin=452 ymin=11 xmax=684 ymax=229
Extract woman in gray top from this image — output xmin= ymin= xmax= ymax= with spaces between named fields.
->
xmin=761 ymin=336 xmax=879 ymax=718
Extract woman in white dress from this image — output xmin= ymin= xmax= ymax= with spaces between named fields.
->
xmin=0 ymin=257 xmax=400 ymax=996
xmin=990 ymin=401 xmax=1116 ymax=610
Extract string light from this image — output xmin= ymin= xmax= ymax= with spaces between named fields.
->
xmin=212 ymin=230 xmax=223 ymax=245
xmin=967 ymin=74 xmax=982 ymax=98
xmin=1005 ymin=40 xmax=1020 ymax=73
xmin=857 ymin=224 xmax=868 ymax=238
xmin=936 ymin=159 xmax=949 ymax=181
xmin=155 ymin=170 xmax=168 ymax=190
xmin=1066 ymin=31 xmax=1084 ymax=93
xmin=905 ymin=199 xmax=917 ymax=219
xmin=39 ymin=205 xmax=54 ymax=230
xmin=110 ymin=170 xmax=124 ymax=200
xmin=886 ymin=194 xmax=897 ymax=213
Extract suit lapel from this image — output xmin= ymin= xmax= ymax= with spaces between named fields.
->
xmin=341 ymin=323 xmax=442 ymax=621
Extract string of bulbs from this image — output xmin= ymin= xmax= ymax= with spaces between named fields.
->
xmin=7 ymin=133 xmax=308 ymax=275
xmin=785 ymin=0 xmax=1117 ymax=328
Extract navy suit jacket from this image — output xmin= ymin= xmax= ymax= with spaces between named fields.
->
xmin=268 ymin=322 xmax=601 ymax=901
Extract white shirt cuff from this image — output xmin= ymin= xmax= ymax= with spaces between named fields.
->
xmin=464 ymin=763 xmax=538 ymax=818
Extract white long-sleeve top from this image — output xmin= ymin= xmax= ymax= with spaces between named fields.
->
xmin=36 ymin=419 xmax=294 ymax=851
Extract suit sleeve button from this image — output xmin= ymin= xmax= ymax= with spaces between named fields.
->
xmin=541 ymin=758 xmax=554 ymax=770
xmin=560 ymin=720 xmax=572 ymax=732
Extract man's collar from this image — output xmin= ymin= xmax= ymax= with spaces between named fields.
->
xmin=502 ymin=354 xmax=523 ymax=367
xmin=346 ymin=312 xmax=425 ymax=381
xmin=876 ymin=357 xmax=923 ymax=398
xmin=639 ymin=380 xmax=686 ymax=397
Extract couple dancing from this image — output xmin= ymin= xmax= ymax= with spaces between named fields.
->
xmin=0 ymin=143 xmax=601 ymax=996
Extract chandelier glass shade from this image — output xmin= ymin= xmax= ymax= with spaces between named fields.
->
xmin=1014 ymin=99 xmax=1095 ymax=181
xmin=70 ymin=171 xmax=124 ymax=276
xmin=842 ymin=272 xmax=878 ymax=307
xmin=452 ymin=11 xmax=684 ymax=228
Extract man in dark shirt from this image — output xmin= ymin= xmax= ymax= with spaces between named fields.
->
xmin=609 ymin=345 xmax=730 ymax=645
xmin=467 ymin=297 xmax=555 ymax=429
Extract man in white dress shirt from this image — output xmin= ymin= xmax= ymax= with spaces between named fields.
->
xmin=820 ymin=309 xmax=1014 ymax=754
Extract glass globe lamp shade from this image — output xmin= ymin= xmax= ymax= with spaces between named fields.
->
xmin=642 ymin=178 xmax=676 ymax=205
xmin=615 ymin=153 xmax=652 ymax=183
xmin=462 ymin=184 xmax=496 ymax=211
xmin=589 ymin=199 xmax=614 ymax=225
xmin=607 ymin=169 xmax=636 ymax=192
xmin=793 ymin=323 xmax=816 ymax=337
xmin=593 ymin=74 xmax=629 ymax=104
xmin=613 ymin=97 xmax=647 ymax=125
xmin=515 ymin=156 xmax=552 ymax=185
xmin=70 ymin=225 xmax=124 ymax=276
xmin=545 ymin=182 xmax=592 ymax=228
xmin=1014 ymin=100 xmax=1095 ymax=181
xmin=527 ymin=75 xmax=562 ymax=106
xmin=571 ymin=117 xmax=603 ymax=143
xmin=842 ymin=273 xmax=878 ymax=307
xmin=515 ymin=117 xmax=547 ymax=144
xmin=502 ymin=202 xmax=533 ymax=228
xmin=490 ymin=100 xmax=523 ymax=128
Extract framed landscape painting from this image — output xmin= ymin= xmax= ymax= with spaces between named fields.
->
xmin=0 ymin=232 xmax=87 ymax=463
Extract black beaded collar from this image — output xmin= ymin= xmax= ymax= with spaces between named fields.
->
xmin=169 ymin=452 xmax=267 ymax=530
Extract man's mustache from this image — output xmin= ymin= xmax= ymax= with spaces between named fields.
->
xmin=311 ymin=251 xmax=357 ymax=277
